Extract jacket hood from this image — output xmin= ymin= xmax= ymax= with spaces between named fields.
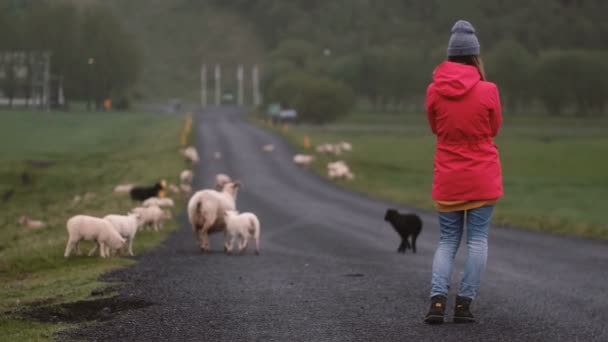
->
xmin=432 ymin=61 xmax=481 ymax=99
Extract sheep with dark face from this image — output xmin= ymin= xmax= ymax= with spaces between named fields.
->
xmin=384 ymin=209 xmax=423 ymax=253
xmin=129 ymin=180 xmax=167 ymax=202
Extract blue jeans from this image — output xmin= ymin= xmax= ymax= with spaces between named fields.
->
xmin=430 ymin=205 xmax=494 ymax=300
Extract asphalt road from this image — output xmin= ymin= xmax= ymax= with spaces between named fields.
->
xmin=69 ymin=107 xmax=608 ymax=342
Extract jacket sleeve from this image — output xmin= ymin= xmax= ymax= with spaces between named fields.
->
xmin=425 ymin=85 xmax=437 ymax=135
xmin=489 ymin=84 xmax=502 ymax=137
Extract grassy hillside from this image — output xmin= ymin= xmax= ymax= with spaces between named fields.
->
xmin=268 ymin=112 xmax=608 ymax=239
xmin=104 ymin=0 xmax=266 ymax=102
xmin=0 ymin=111 xmax=189 ymax=340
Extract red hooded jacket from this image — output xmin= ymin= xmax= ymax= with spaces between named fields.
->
xmin=426 ymin=61 xmax=503 ymax=201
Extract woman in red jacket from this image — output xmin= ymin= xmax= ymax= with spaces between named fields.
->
xmin=424 ymin=20 xmax=503 ymax=324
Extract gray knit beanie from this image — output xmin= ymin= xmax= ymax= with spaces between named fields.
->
xmin=447 ymin=20 xmax=480 ymax=56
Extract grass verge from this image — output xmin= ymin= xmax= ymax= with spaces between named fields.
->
xmin=0 ymin=110 xmax=190 ymax=340
xmin=259 ymin=112 xmax=608 ymax=239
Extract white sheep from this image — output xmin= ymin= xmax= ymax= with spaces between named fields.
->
xmin=64 ymin=215 xmax=125 ymax=258
xmin=168 ymin=183 xmax=181 ymax=194
xmin=18 ymin=216 xmax=47 ymax=230
xmin=131 ymin=205 xmax=172 ymax=231
xmin=293 ymin=154 xmax=314 ymax=166
xmin=214 ymin=151 xmax=222 ymax=160
xmin=187 ymin=181 xmax=241 ymax=252
xmin=143 ymin=197 xmax=175 ymax=208
xmin=181 ymin=146 xmax=200 ymax=164
xmin=327 ymin=160 xmax=355 ymax=180
xmin=262 ymin=144 xmax=275 ymax=152
xmin=224 ymin=211 xmax=261 ymax=255
xmin=113 ymin=183 xmax=135 ymax=194
xmin=100 ymin=214 xmax=143 ymax=256
xmin=340 ymin=141 xmax=353 ymax=152
xmin=180 ymin=183 xmax=192 ymax=194
xmin=180 ymin=170 xmax=193 ymax=184
xmin=215 ymin=173 xmax=232 ymax=190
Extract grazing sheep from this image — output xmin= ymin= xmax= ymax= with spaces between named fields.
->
xmin=340 ymin=141 xmax=353 ymax=152
xmin=130 ymin=180 xmax=167 ymax=202
xmin=293 ymin=154 xmax=314 ymax=166
xmin=262 ymin=144 xmax=275 ymax=152
xmin=180 ymin=183 xmax=192 ymax=194
xmin=317 ymin=142 xmax=352 ymax=155
xmin=214 ymin=151 xmax=222 ymax=160
xmin=215 ymin=173 xmax=232 ymax=190
xmin=143 ymin=197 xmax=175 ymax=208
xmin=64 ymin=215 xmax=126 ymax=258
xmin=224 ymin=211 xmax=261 ymax=255
xmin=101 ymin=214 xmax=143 ymax=256
xmin=131 ymin=205 xmax=172 ymax=231
xmin=327 ymin=161 xmax=355 ymax=180
xmin=113 ymin=183 xmax=135 ymax=194
xmin=187 ymin=181 xmax=241 ymax=252
xmin=18 ymin=216 xmax=46 ymax=230
xmin=384 ymin=209 xmax=423 ymax=253
xmin=181 ymin=146 xmax=200 ymax=164
xmin=168 ymin=183 xmax=181 ymax=194
xmin=180 ymin=170 xmax=193 ymax=184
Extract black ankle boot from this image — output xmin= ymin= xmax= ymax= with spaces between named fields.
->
xmin=453 ymin=296 xmax=475 ymax=323
xmin=424 ymin=295 xmax=447 ymax=324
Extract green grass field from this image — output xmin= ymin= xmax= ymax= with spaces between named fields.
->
xmin=0 ymin=110 xmax=189 ymax=340
xmin=269 ymin=112 xmax=608 ymax=239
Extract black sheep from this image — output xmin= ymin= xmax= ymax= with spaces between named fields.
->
xmin=130 ymin=180 xmax=166 ymax=202
xmin=384 ymin=209 xmax=423 ymax=253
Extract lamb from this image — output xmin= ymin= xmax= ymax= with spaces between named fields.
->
xmin=384 ymin=209 xmax=423 ymax=253
xmin=130 ymin=180 xmax=166 ymax=202
xmin=100 ymin=213 xmax=143 ymax=256
xmin=215 ymin=173 xmax=232 ymax=190
xmin=180 ymin=170 xmax=193 ymax=184
xmin=224 ymin=211 xmax=261 ymax=255
xmin=131 ymin=205 xmax=172 ymax=231
xmin=293 ymin=154 xmax=314 ymax=166
xmin=181 ymin=146 xmax=200 ymax=164
xmin=64 ymin=215 xmax=126 ymax=258
xmin=143 ymin=197 xmax=175 ymax=208
xmin=18 ymin=216 xmax=47 ymax=230
xmin=187 ymin=181 xmax=241 ymax=253
xmin=113 ymin=183 xmax=135 ymax=194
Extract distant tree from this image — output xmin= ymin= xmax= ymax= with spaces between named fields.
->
xmin=485 ymin=39 xmax=534 ymax=112
xmin=534 ymin=50 xmax=608 ymax=116
xmin=268 ymin=72 xmax=354 ymax=124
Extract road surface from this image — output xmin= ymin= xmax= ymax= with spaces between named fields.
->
xmin=69 ymin=107 xmax=608 ymax=341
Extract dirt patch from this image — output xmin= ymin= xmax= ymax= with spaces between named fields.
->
xmin=19 ymin=296 xmax=153 ymax=324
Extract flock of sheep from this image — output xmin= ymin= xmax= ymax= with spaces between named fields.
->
xmin=293 ymin=141 xmax=355 ymax=180
xmin=58 ymin=136 xmax=355 ymax=259
xmin=62 ymin=147 xmax=199 ymax=259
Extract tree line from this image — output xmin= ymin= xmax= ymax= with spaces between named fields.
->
xmin=0 ymin=1 xmax=140 ymax=109
xmin=215 ymin=0 xmax=608 ymax=121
